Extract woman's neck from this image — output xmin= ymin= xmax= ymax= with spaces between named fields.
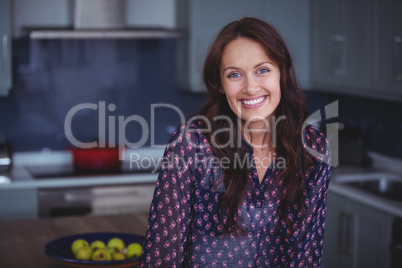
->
xmin=242 ymin=120 xmax=275 ymax=151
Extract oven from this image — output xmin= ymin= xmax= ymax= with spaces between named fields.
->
xmin=38 ymin=183 xmax=155 ymax=218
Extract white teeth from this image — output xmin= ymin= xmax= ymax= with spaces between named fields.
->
xmin=242 ymin=96 xmax=265 ymax=105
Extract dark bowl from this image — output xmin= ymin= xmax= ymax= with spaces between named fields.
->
xmin=44 ymin=232 xmax=143 ymax=267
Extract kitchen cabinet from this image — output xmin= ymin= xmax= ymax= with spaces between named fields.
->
xmin=13 ymin=0 xmax=177 ymax=38
xmin=0 ymin=189 xmax=38 ymax=220
xmin=125 ymin=0 xmax=176 ymax=29
xmin=369 ymin=0 xmax=402 ymax=98
xmin=311 ymin=0 xmax=372 ymax=93
xmin=0 ymin=0 xmax=12 ymax=96
xmin=311 ymin=0 xmax=402 ymax=101
xmin=175 ymin=0 xmax=264 ymax=92
xmin=322 ymin=191 xmax=393 ymax=268
xmin=176 ymin=0 xmax=312 ymax=92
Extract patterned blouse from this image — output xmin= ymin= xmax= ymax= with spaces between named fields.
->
xmin=139 ymin=120 xmax=331 ymax=268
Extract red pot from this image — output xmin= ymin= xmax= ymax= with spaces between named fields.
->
xmin=70 ymin=147 xmax=121 ymax=173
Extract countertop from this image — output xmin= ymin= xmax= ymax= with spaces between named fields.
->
xmin=0 ymin=212 xmax=149 ymax=267
xmin=1 ymin=148 xmax=402 ymax=218
xmin=329 ymin=165 xmax=402 ymax=218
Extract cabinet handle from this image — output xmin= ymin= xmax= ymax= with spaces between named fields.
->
xmin=338 ymin=212 xmax=346 ymax=254
xmin=338 ymin=212 xmax=354 ymax=255
xmin=1 ymin=34 xmax=9 ymax=75
xmin=345 ymin=213 xmax=354 ymax=255
xmin=393 ymin=36 xmax=402 ymax=80
xmin=328 ymin=34 xmax=345 ymax=76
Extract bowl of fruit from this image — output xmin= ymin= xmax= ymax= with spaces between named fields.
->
xmin=44 ymin=232 xmax=143 ymax=267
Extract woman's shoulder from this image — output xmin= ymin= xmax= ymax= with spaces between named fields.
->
xmin=302 ymin=124 xmax=331 ymax=166
xmin=303 ymin=125 xmax=332 ymax=187
xmin=166 ymin=116 xmax=211 ymax=151
xmin=162 ymin=117 xmax=215 ymax=178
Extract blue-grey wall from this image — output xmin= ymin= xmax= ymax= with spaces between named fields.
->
xmin=0 ymin=39 xmax=205 ymax=151
xmin=304 ymin=91 xmax=402 ymax=158
xmin=0 ymin=38 xmax=401 ymax=158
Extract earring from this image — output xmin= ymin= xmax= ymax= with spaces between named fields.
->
xmin=218 ymin=89 xmax=222 ymax=93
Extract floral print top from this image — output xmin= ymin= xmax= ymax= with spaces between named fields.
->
xmin=139 ymin=120 xmax=331 ymax=268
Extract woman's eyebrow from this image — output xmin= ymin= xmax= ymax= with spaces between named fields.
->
xmin=222 ymin=61 xmax=275 ymax=73
xmin=222 ymin=66 xmax=239 ymax=73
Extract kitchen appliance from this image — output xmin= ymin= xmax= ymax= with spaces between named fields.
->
xmin=18 ymin=147 xmax=163 ymax=218
xmin=38 ymin=183 xmax=155 ymax=218
xmin=0 ymin=139 xmax=12 ymax=172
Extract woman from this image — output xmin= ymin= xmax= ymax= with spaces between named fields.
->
xmin=139 ymin=17 xmax=331 ymax=268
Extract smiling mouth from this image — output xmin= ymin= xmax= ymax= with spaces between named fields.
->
xmin=241 ymin=96 xmax=267 ymax=106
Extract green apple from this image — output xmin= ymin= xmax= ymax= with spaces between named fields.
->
xmin=75 ymin=246 xmax=92 ymax=261
xmin=107 ymin=237 xmax=125 ymax=252
xmin=71 ymin=239 xmax=89 ymax=255
xmin=90 ymin=240 xmax=106 ymax=251
xmin=112 ymin=251 xmax=127 ymax=261
xmin=126 ymin=243 xmax=142 ymax=259
xmin=92 ymin=248 xmax=112 ymax=261
xmin=105 ymin=247 xmax=117 ymax=254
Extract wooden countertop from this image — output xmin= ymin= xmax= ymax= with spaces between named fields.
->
xmin=0 ymin=212 xmax=149 ymax=267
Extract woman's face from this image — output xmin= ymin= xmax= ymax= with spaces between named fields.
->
xmin=220 ymin=37 xmax=281 ymax=127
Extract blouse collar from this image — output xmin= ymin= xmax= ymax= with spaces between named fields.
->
xmin=241 ymin=138 xmax=254 ymax=154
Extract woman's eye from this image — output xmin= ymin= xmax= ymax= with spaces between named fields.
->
xmin=257 ymin=68 xmax=270 ymax=74
xmin=227 ymin=72 xmax=241 ymax=79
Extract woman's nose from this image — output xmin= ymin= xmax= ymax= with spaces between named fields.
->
xmin=243 ymin=76 xmax=260 ymax=95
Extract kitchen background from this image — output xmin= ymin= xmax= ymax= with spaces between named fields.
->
xmin=1 ymin=36 xmax=402 ymax=156
xmin=0 ymin=0 xmax=401 ymax=158
xmin=1 ymin=0 xmax=402 ymax=267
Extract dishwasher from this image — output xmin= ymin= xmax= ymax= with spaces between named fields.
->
xmin=38 ymin=183 xmax=155 ymax=218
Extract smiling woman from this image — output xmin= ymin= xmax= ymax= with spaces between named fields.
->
xmin=139 ymin=17 xmax=331 ymax=267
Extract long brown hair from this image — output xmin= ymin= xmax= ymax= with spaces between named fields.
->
xmin=199 ymin=17 xmax=312 ymax=234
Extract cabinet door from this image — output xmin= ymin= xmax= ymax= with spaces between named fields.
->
xmin=260 ymin=0 xmax=312 ymax=89
xmin=0 ymin=189 xmax=38 ymax=220
xmin=394 ymin=0 xmax=402 ymax=93
xmin=0 ymin=0 xmax=12 ymax=96
xmin=321 ymin=202 xmax=345 ymax=267
xmin=176 ymin=0 xmax=266 ymax=92
xmin=352 ymin=201 xmax=393 ymax=268
xmin=355 ymin=214 xmax=383 ymax=268
xmin=370 ymin=0 xmax=402 ymax=98
xmin=323 ymin=191 xmax=393 ymax=268
xmin=322 ymin=192 xmax=354 ymax=268
xmin=311 ymin=0 xmax=372 ymax=93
